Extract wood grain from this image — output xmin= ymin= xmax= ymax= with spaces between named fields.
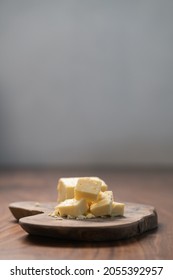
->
xmin=9 ymin=201 xmax=158 ymax=241
xmin=0 ymin=168 xmax=173 ymax=259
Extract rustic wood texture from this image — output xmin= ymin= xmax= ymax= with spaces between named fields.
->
xmin=0 ymin=168 xmax=173 ymax=259
xmin=9 ymin=201 xmax=158 ymax=241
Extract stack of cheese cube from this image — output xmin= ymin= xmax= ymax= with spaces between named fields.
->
xmin=53 ymin=177 xmax=125 ymax=218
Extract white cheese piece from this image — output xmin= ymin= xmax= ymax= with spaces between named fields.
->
xmin=53 ymin=176 xmax=125 ymax=219
xmin=90 ymin=191 xmax=113 ymax=216
xmin=57 ymin=177 xmax=107 ymax=202
xmin=98 ymin=190 xmax=114 ymax=201
xmin=54 ymin=198 xmax=88 ymax=217
xmin=90 ymin=177 xmax=108 ymax=192
xmin=75 ymin=177 xmax=101 ymax=202
xmin=57 ymin=177 xmax=79 ymax=202
xmin=111 ymin=202 xmax=125 ymax=216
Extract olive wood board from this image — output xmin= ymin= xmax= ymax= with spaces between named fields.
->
xmin=9 ymin=201 xmax=158 ymax=241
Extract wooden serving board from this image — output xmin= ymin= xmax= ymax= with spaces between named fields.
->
xmin=9 ymin=201 xmax=158 ymax=241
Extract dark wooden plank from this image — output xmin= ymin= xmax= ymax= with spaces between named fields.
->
xmin=9 ymin=201 xmax=158 ymax=241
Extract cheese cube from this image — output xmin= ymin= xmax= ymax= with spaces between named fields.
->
xmin=111 ymin=202 xmax=125 ymax=216
xmin=55 ymin=198 xmax=88 ymax=217
xmin=75 ymin=177 xmax=101 ymax=202
xmin=98 ymin=190 xmax=114 ymax=201
xmin=91 ymin=177 xmax=108 ymax=192
xmin=90 ymin=191 xmax=113 ymax=216
xmin=57 ymin=177 xmax=78 ymax=202
xmin=57 ymin=177 xmax=106 ymax=202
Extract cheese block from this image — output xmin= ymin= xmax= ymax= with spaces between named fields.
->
xmin=57 ymin=178 xmax=79 ymax=202
xmin=90 ymin=177 xmax=108 ymax=192
xmin=90 ymin=191 xmax=113 ymax=216
xmin=75 ymin=177 xmax=101 ymax=202
xmin=54 ymin=176 xmax=125 ymax=218
xmin=98 ymin=190 xmax=114 ymax=201
xmin=57 ymin=177 xmax=107 ymax=202
xmin=111 ymin=202 xmax=125 ymax=216
xmin=54 ymin=198 xmax=88 ymax=217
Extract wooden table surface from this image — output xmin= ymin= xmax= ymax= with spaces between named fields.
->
xmin=0 ymin=168 xmax=173 ymax=260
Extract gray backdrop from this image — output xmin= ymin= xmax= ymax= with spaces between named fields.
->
xmin=0 ymin=0 xmax=173 ymax=167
